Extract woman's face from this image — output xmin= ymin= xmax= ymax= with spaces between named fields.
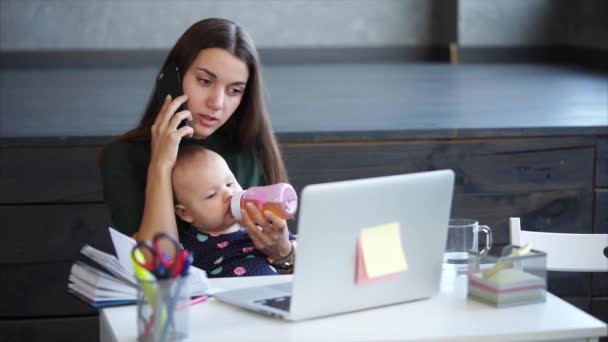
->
xmin=182 ymin=48 xmax=250 ymax=139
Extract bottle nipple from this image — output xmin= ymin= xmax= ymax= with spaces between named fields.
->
xmin=230 ymin=190 xmax=245 ymax=220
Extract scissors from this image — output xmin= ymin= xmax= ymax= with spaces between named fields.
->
xmin=131 ymin=232 xmax=184 ymax=279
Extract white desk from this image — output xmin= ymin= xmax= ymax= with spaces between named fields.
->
xmin=100 ymin=273 xmax=607 ymax=342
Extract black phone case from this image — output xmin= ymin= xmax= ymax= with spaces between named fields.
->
xmin=156 ymin=62 xmax=189 ymax=128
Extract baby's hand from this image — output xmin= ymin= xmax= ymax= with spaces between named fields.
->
xmin=239 ymin=202 xmax=291 ymax=261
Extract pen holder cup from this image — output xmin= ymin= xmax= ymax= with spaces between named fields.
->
xmin=136 ymin=275 xmax=190 ymax=342
xmin=467 ymin=246 xmax=547 ymax=307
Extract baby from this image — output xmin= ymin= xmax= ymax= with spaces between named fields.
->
xmin=171 ymin=144 xmax=295 ymax=277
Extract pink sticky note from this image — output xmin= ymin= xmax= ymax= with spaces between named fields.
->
xmin=355 ymin=238 xmax=399 ymax=286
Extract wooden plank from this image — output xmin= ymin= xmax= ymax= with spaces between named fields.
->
xmin=0 ymin=47 xmax=449 ymax=68
xmin=0 ymin=262 xmax=99 ymax=318
xmin=548 ymin=272 xmax=591 ymax=297
xmin=559 ymin=296 xmax=590 ymax=313
xmin=594 ymin=190 xmax=608 ymax=234
xmin=451 ymin=190 xmax=593 ymax=245
xmin=2 ymin=64 xmax=607 ymax=138
xmin=592 ymin=190 xmax=608 ymax=298
xmin=592 ymin=273 xmax=608 ymax=297
xmin=596 ymin=138 xmax=608 ymax=187
xmin=590 ymin=297 xmax=608 ymax=327
xmin=283 ymin=140 xmax=594 ymax=236
xmin=0 ymin=145 xmax=103 ymax=204
xmin=287 ymin=189 xmax=593 ymax=241
xmin=0 ymin=204 xmax=114 ymax=264
xmin=282 ymin=139 xmax=595 ymax=195
xmin=0 ymin=316 xmax=99 ymax=342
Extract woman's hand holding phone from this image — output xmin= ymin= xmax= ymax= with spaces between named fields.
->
xmin=149 ymin=94 xmax=193 ymax=173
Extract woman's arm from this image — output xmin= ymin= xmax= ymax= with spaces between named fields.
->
xmin=137 ymin=162 xmax=178 ymax=241
xmin=101 ymin=95 xmax=193 ymax=241
xmin=100 ymin=141 xmax=178 ymax=241
xmin=137 ymin=95 xmax=193 ymax=241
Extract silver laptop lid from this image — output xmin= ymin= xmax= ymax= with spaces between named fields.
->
xmin=289 ymin=170 xmax=454 ymax=321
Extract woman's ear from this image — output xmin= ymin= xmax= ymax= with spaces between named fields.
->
xmin=175 ymin=204 xmax=194 ymax=223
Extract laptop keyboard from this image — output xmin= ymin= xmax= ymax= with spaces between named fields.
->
xmin=255 ymin=296 xmax=291 ymax=311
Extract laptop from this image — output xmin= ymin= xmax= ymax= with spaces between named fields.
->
xmin=214 ymin=170 xmax=455 ymax=321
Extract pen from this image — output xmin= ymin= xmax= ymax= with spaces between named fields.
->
xmin=131 ymin=251 xmax=158 ymax=303
xmin=171 ymin=249 xmax=189 ymax=278
xmin=173 ymin=295 xmax=210 ymax=311
xmin=132 ymin=252 xmax=163 ymax=339
xmin=160 ymin=251 xmax=193 ymax=341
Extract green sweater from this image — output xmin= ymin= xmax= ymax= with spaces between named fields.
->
xmin=99 ymin=135 xmax=263 ymax=236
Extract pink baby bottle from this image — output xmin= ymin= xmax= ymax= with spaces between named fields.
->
xmin=231 ymin=183 xmax=298 ymax=220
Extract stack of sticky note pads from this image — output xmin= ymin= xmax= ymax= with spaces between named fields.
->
xmin=468 ymin=268 xmax=546 ymax=307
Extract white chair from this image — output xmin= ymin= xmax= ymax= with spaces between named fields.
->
xmin=509 ymin=217 xmax=608 ymax=272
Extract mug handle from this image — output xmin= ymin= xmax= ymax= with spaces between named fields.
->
xmin=478 ymin=225 xmax=492 ymax=255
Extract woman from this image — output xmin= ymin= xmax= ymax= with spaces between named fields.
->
xmin=100 ymin=18 xmax=290 ymax=261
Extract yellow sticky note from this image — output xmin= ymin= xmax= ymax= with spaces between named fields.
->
xmin=360 ymin=222 xmax=408 ymax=278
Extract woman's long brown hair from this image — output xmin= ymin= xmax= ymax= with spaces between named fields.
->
xmin=102 ymin=18 xmax=288 ymax=184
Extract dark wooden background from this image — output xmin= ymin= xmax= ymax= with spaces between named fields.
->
xmin=1 ymin=63 xmax=607 ymax=341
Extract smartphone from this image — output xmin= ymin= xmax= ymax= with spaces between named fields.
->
xmin=156 ymin=61 xmax=189 ymax=128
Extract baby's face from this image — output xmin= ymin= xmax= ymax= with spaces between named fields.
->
xmin=174 ymin=152 xmax=242 ymax=232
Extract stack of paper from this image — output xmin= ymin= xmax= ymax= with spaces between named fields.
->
xmin=67 ymin=228 xmax=209 ymax=308
xmin=468 ymin=268 xmax=546 ymax=307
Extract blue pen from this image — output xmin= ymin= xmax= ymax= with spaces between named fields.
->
xmin=180 ymin=251 xmax=192 ymax=276
xmin=157 ymin=251 xmax=172 ymax=278
xmin=160 ymin=251 xmax=192 ymax=341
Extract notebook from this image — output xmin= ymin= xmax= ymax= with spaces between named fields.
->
xmin=214 ymin=170 xmax=455 ymax=321
xmin=67 ymin=228 xmax=209 ymax=308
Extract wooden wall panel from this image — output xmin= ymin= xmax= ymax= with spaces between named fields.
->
xmin=594 ymin=190 xmax=608 ymax=234
xmin=452 ymin=190 xmax=593 ymax=245
xmin=282 ymin=138 xmax=595 ymax=196
xmin=0 ymin=145 xmax=103 ymax=204
xmin=596 ymin=138 xmax=608 ymax=187
xmin=0 ymin=316 xmax=98 ymax=342
xmin=592 ymin=273 xmax=608 ymax=297
xmin=590 ymin=298 xmax=608 ymax=328
xmin=561 ymin=296 xmax=591 ymax=312
xmin=0 ymin=134 xmax=603 ymax=335
xmin=0 ymin=204 xmax=113 ymax=264
xmin=282 ymin=140 xmax=595 ymax=237
xmin=0 ymin=262 xmax=98 ymax=317
xmin=548 ymin=272 xmax=592 ymax=297
xmin=592 ymin=190 xmax=608 ymax=297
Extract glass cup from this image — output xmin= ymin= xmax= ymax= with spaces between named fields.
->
xmin=136 ymin=275 xmax=189 ymax=342
xmin=443 ymin=218 xmax=492 ymax=272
